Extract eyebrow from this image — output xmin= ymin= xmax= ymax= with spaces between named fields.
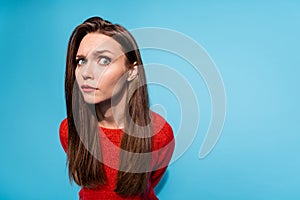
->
xmin=76 ymin=49 xmax=115 ymax=58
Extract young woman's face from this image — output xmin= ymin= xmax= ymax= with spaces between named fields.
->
xmin=75 ymin=33 xmax=128 ymax=104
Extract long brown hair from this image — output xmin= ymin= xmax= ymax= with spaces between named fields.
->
xmin=65 ymin=16 xmax=152 ymax=197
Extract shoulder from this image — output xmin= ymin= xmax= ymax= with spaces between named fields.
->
xmin=59 ymin=118 xmax=68 ymax=152
xmin=59 ymin=118 xmax=68 ymax=136
xmin=151 ymin=111 xmax=175 ymax=151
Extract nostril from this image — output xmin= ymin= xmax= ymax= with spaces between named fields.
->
xmin=81 ymin=64 xmax=95 ymax=80
xmin=81 ymin=69 xmax=94 ymax=80
xmin=82 ymin=74 xmax=92 ymax=80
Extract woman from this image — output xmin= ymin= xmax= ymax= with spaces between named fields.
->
xmin=59 ymin=16 xmax=175 ymax=200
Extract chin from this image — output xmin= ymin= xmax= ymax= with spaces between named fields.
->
xmin=83 ymin=98 xmax=101 ymax=105
xmin=83 ymin=96 xmax=109 ymax=105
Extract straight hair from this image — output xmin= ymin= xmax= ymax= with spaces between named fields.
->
xmin=65 ymin=16 xmax=152 ymax=197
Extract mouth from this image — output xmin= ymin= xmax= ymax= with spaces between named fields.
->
xmin=81 ymin=85 xmax=99 ymax=92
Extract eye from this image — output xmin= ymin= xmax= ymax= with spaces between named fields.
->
xmin=98 ymin=56 xmax=111 ymax=66
xmin=76 ymin=58 xmax=87 ymax=66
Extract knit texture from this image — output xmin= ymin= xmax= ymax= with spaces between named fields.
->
xmin=59 ymin=112 xmax=174 ymax=200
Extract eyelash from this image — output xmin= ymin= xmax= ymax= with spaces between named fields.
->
xmin=76 ymin=58 xmax=86 ymax=66
xmin=98 ymin=56 xmax=111 ymax=66
xmin=75 ymin=56 xmax=111 ymax=66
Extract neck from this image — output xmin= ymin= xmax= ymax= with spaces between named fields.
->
xmin=96 ymin=86 xmax=127 ymax=129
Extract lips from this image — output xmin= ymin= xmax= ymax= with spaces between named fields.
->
xmin=81 ymin=85 xmax=98 ymax=89
xmin=81 ymin=84 xmax=98 ymax=92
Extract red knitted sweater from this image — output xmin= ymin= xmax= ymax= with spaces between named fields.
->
xmin=59 ymin=112 xmax=175 ymax=200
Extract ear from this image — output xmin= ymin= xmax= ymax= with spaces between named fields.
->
xmin=127 ymin=62 xmax=138 ymax=82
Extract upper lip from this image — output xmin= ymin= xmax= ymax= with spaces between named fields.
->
xmin=81 ymin=84 xmax=98 ymax=90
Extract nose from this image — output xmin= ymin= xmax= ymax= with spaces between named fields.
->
xmin=81 ymin=63 xmax=94 ymax=80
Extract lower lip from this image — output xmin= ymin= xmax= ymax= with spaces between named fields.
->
xmin=82 ymin=87 xmax=98 ymax=93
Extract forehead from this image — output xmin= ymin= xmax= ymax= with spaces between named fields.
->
xmin=77 ymin=32 xmax=123 ymax=56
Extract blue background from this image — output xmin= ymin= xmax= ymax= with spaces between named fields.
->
xmin=0 ymin=0 xmax=299 ymax=199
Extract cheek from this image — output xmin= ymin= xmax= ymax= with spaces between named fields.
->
xmin=75 ymin=68 xmax=81 ymax=82
xmin=99 ymin=69 xmax=127 ymax=91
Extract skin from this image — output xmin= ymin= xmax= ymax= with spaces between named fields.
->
xmin=75 ymin=33 xmax=137 ymax=129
